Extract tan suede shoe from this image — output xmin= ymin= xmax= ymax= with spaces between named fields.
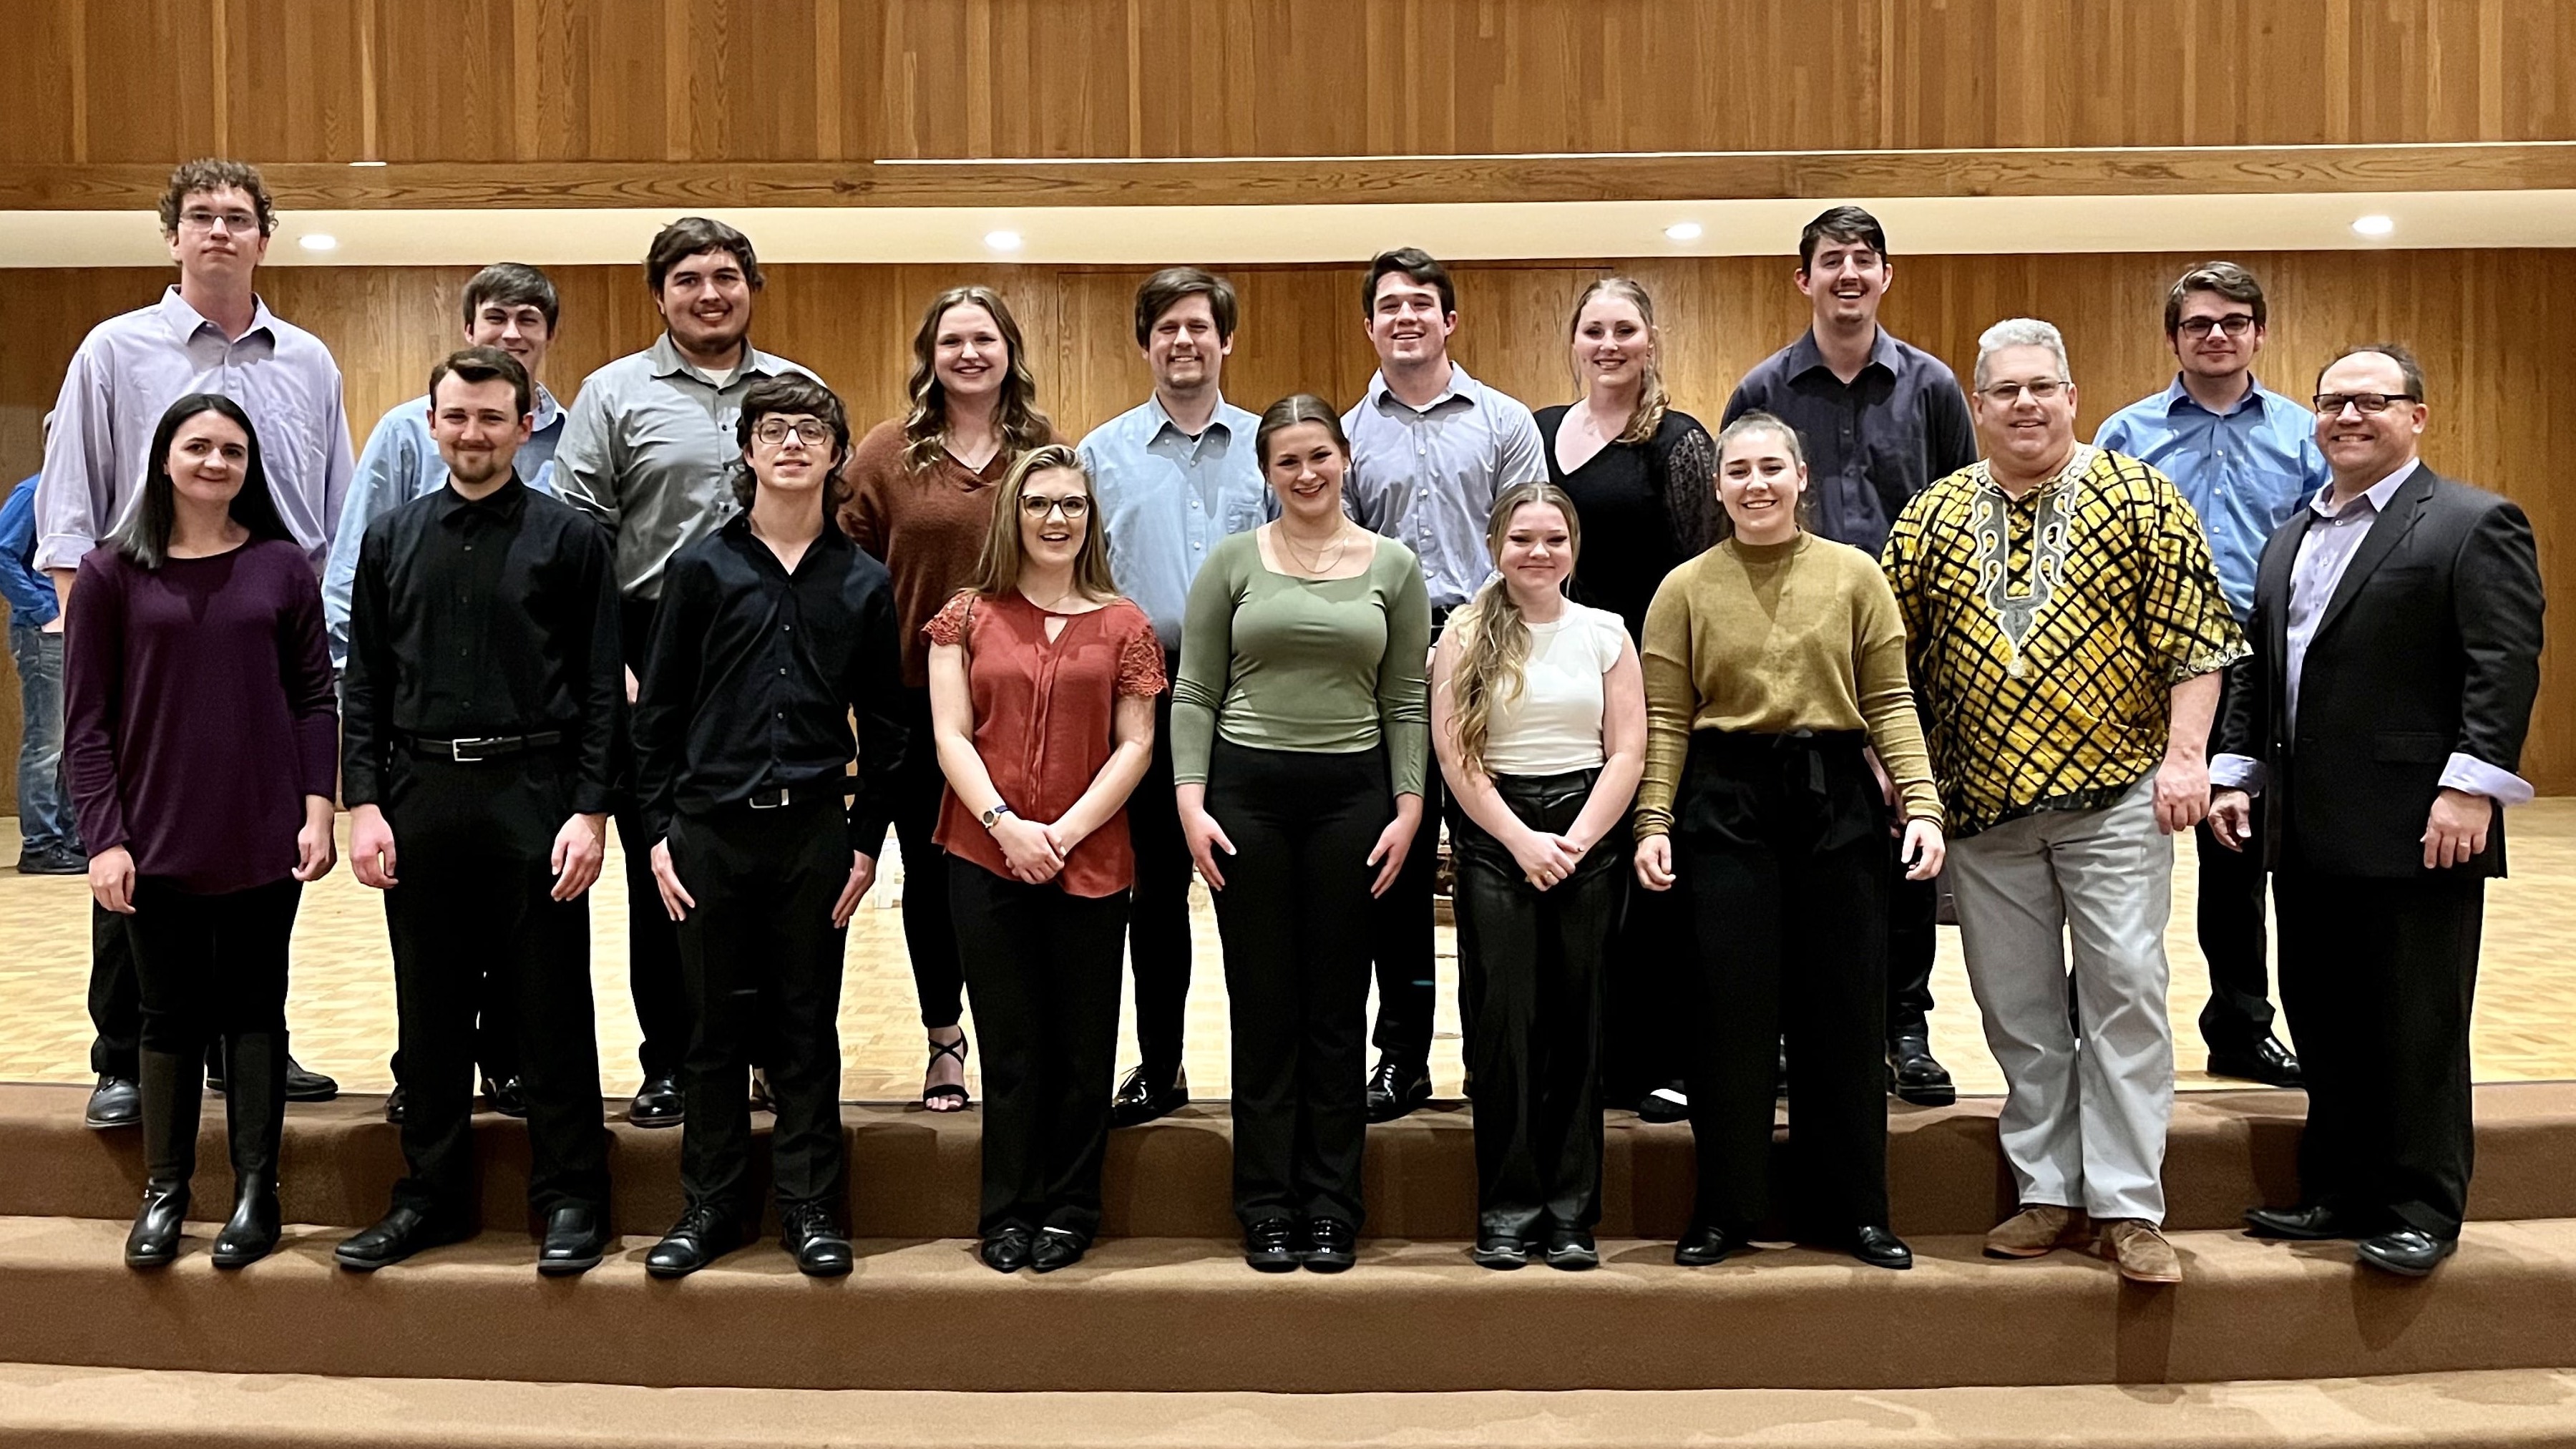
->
xmin=2099 ymin=1218 xmax=2183 ymax=1284
xmin=1984 ymin=1204 xmax=2089 ymax=1258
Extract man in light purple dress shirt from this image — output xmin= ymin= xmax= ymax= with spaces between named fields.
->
xmin=35 ymin=159 xmax=355 ymax=1128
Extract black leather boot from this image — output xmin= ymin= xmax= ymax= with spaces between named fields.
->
xmin=210 ymin=1031 xmax=286 ymax=1268
xmin=126 ymin=1048 xmax=200 ymax=1269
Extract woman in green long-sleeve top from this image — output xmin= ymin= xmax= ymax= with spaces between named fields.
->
xmin=1171 ymin=393 xmax=1430 ymax=1274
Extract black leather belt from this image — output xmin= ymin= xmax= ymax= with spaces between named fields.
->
xmin=404 ymin=731 xmax=564 ymax=763
xmin=743 ymin=786 xmax=800 ymax=810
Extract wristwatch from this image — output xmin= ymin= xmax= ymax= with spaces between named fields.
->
xmin=980 ymin=803 xmax=1015 ymax=829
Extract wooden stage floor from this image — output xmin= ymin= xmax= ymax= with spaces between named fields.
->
xmin=3 ymin=801 xmax=2572 ymax=1102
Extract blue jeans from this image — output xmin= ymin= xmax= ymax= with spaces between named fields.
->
xmin=9 ymin=621 xmax=78 ymax=855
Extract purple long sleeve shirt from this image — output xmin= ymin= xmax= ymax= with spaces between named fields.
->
xmin=64 ymin=537 xmax=338 ymax=894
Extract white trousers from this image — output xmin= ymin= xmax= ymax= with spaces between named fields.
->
xmin=1948 ymin=779 xmax=2175 ymax=1224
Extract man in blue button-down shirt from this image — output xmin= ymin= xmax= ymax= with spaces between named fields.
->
xmin=1078 ymin=268 xmax=1269 ymax=1128
xmin=2 ymin=470 xmax=84 ymax=874
xmin=2094 ymin=262 xmax=2328 ymax=1088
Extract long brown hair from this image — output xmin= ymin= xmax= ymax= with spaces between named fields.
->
xmin=901 ymin=285 xmax=1053 ymax=476
xmin=1446 ymin=482 xmax=1584 ymax=779
xmin=1567 ymin=276 xmax=1671 ymax=447
xmin=964 ymin=444 xmax=1117 ymax=602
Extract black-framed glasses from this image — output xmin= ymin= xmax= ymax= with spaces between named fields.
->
xmin=2311 ymin=392 xmax=2418 ymax=416
xmin=1020 ymin=493 xmax=1091 ymax=521
xmin=178 ymin=208 xmax=260 ymax=234
xmin=752 ymin=418 xmax=831 ymax=447
xmin=1977 ymin=379 xmax=2067 ymax=404
xmin=2177 ymin=314 xmax=2258 ymax=340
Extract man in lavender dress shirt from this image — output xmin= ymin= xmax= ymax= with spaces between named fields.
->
xmin=2211 ymin=343 xmax=2544 ymax=1278
xmin=36 ymin=158 xmax=355 ymax=1126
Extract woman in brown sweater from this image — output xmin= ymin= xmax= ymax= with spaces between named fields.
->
xmin=839 ymin=285 xmax=1056 ymax=1110
xmin=1632 ymin=411 xmax=1945 ymax=1271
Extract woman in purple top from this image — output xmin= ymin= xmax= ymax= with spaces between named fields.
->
xmin=63 ymin=394 xmax=340 ymax=1271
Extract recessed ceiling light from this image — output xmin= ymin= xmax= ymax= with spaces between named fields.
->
xmin=298 ymin=233 xmax=338 ymax=252
xmin=1664 ymin=221 xmax=1704 ymax=242
xmin=348 ymin=160 xmax=387 ymax=168
xmin=2351 ymin=214 xmax=2395 ymax=237
xmin=983 ymin=230 xmax=1023 ymax=252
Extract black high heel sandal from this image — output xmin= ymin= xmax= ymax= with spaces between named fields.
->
xmin=922 ymin=1033 xmax=972 ymax=1111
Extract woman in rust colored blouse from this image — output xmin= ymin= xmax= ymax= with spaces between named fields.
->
xmin=841 ymin=284 xmax=1059 ymax=1112
xmin=925 ymin=443 xmax=1162 ymax=1275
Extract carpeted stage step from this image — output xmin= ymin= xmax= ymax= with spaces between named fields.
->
xmin=7 ymin=1080 xmax=2576 ymax=1239
xmin=6 ymin=1362 xmax=2576 ymax=1448
xmin=4 ymin=1214 xmax=2576 ymax=1393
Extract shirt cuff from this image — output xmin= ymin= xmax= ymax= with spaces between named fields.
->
xmin=2440 ymin=753 xmax=2535 ymax=808
xmin=2210 ymin=753 xmax=2267 ymax=792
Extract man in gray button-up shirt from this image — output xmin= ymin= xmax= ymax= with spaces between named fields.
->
xmin=1340 ymin=248 xmax=1546 ymax=1118
xmin=552 ymin=218 xmax=816 ymax=1126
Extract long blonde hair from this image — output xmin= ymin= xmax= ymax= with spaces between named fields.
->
xmin=1567 ymin=276 xmax=1671 ymax=447
xmin=964 ymin=444 xmax=1116 ymax=600
xmin=1448 ymin=482 xmax=1583 ymax=778
xmin=901 ymin=285 xmax=1054 ymax=476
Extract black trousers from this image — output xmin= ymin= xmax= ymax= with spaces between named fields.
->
xmin=670 ymin=798 xmax=852 ymax=1216
xmin=87 ymin=900 xmax=140 ymax=1078
xmin=1123 ymin=670 xmax=1195 ymax=1080
xmin=2275 ymin=862 xmax=2483 ymax=1238
xmin=891 ymin=685 xmax=965 ymax=1030
xmin=1601 ymin=854 xmax=1689 ymax=1101
xmin=2192 ymin=663 xmax=2278 ymax=1052
xmin=1885 ymin=859 xmax=1938 ymax=1043
xmin=1209 ymin=740 xmax=1385 ymax=1229
xmin=618 ymin=595 xmax=690 ymax=1079
xmin=1448 ymin=769 xmax=1620 ymax=1237
xmin=1674 ymin=731 xmax=1891 ymax=1236
xmin=1367 ymin=613 xmax=1445 ymax=1070
xmin=127 ymin=877 xmax=301 ymax=1055
xmin=950 ymin=859 xmax=1128 ymax=1239
xmin=382 ymin=751 xmax=609 ymax=1220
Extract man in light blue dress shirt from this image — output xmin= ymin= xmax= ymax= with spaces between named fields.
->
xmin=2094 ymin=262 xmax=2327 ymax=1088
xmin=1078 ymin=267 xmax=1268 ymax=1127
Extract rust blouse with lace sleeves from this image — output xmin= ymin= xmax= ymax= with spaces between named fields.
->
xmin=924 ymin=588 xmax=1166 ymax=897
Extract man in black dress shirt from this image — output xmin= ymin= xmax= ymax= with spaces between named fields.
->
xmin=333 ymin=347 xmax=619 ymax=1275
xmin=633 ymin=374 xmax=907 ymax=1279
xmin=1724 ymin=205 xmax=1980 ymax=1105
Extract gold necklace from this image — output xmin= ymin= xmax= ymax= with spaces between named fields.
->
xmin=1277 ymin=521 xmax=1352 ymax=575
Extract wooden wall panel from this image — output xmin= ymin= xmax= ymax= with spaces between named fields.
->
xmin=0 ymin=248 xmax=2567 ymax=801
xmin=19 ymin=0 xmax=2576 ymax=166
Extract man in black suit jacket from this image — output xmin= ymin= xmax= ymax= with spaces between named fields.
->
xmin=2210 ymin=342 xmax=2544 ymax=1278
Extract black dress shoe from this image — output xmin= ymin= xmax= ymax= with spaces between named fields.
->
xmin=1302 ymin=1217 xmax=1357 ymax=1273
xmin=283 ymin=1055 xmax=338 ymax=1103
xmin=85 ymin=1074 xmax=140 ymax=1130
xmin=1853 ymin=1225 xmax=1913 ymax=1269
xmin=383 ymin=1084 xmax=408 ymax=1124
xmin=481 ymin=1075 xmax=528 ymax=1118
xmin=18 ymin=843 xmax=85 ymax=874
xmin=1635 ymin=1082 xmax=1689 ymax=1123
xmin=980 ymin=1226 xmax=1034 ymax=1272
xmin=125 ymin=1181 xmax=189 ymax=1269
xmin=1030 ymin=1227 xmax=1087 ymax=1274
xmin=1364 ymin=1056 xmax=1432 ymax=1123
xmin=645 ymin=1206 xmax=743 ymax=1278
xmin=2208 ymin=1034 xmax=2304 ymax=1088
xmin=1470 ymin=1232 xmax=1528 ymax=1269
xmin=1543 ymin=1226 xmax=1600 ymax=1271
xmin=1886 ymin=1038 xmax=1958 ymax=1107
xmin=749 ymin=1068 xmax=774 ymax=1113
xmin=628 ymin=1073 xmax=685 ymax=1128
xmin=335 ymin=1205 xmax=470 ymax=1271
xmin=2244 ymin=1204 xmax=2374 ymax=1241
xmin=782 ymin=1204 xmax=854 ymax=1277
xmin=1108 ymin=1063 xmax=1191 ymax=1128
xmin=1244 ymin=1218 xmax=1299 ymax=1273
xmin=1674 ymin=1224 xmax=1749 ymax=1267
xmin=2356 ymin=1226 xmax=2458 ymax=1277
xmin=538 ymin=1205 xmax=609 ymax=1276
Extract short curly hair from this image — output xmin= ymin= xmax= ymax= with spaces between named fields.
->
xmin=157 ymin=159 xmax=276 ymax=238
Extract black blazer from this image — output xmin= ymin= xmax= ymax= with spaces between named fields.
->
xmin=2219 ymin=462 xmax=2542 ymax=879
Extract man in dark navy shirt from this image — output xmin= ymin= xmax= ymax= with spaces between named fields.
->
xmin=1726 ymin=205 xmax=1980 ymax=1106
xmin=632 ymin=374 xmax=907 ymax=1279
xmin=334 ymin=347 xmax=620 ymax=1276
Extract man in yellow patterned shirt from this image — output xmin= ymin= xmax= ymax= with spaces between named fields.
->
xmin=1881 ymin=318 xmax=2244 ymax=1287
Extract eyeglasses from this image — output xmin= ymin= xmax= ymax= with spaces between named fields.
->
xmin=1977 ymin=379 xmax=2067 ymax=404
xmin=752 ymin=418 xmax=831 ymax=447
xmin=1020 ymin=494 xmax=1091 ymax=521
xmin=2311 ymin=392 xmax=2419 ymax=416
xmin=177 ymin=208 xmax=261 ymax=235
xmin=2177 ymin=314 xmax=2258 ymax=340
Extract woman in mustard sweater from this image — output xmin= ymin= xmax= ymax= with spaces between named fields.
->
xmin=1632 ymin=411 xmax=1945 ymax=1270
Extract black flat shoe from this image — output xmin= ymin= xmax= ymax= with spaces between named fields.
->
xmin=1031 ymin=1227 xmax=1087 ymax=1274
xmin=1886 ymin=1038 xmax=1958 ymax=1107
xmin=2208 ymin=1034 xmax=2304 ymax=1088
xmin=1244 ymin=1217 xmax=1299 ymax=1273
xmin=628 ymin=1073 xmax=685 ymax=1128
xmin=1108 ymin=1063 xmax=1190 ymax=1128
xmin=1470 ymin=1233 xmax=1528 ymax=1269
xmin=980 ymin=1226 xmax=1034 ymax=1273
xmin=124 ymin=1181 xmax=189 ymax=1269
xmin=1674 ymin=1224 xmax=1748 ymax=1267
xmin=645 ymin=1206 xmax=743 ymax=1278
xmin=1543 ymin=1226 xmax=1600 ymax=1271
xmin=481 ymin=1075 xmax=528 ymax=1118
xmin=85 ymin=1074 xmax=140 ymax=1130
xmin=2356 ymin=1226 xmax=2457 ymax=1278
xmin=382 ymin=1084 xmax=408 ymax=1124
xmin=283 ymin=1055 xmax=338 ymax=1103
xmin=1364 ymin=1055 xmax=1432 ymax=1123
xmin=1853 ymin=1225 xmax=1913 ymax=1269
xmin=538 ymin=1205 xmax=609 ymax=1276
xmin=1302 ymin=1217 xmax=1357 ymax=1273
xmin=2245 ymin=1204 xmax=2376 ymax=1241
xmin=782 ymin=1204 xmax=854 ymax=1277
xmin=335 ymin=1205 xmax=471 ymax=1272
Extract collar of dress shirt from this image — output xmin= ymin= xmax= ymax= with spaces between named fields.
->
xmin=1365 ymin=361 xmax=1481 ymax=415
xmin=1785 ymin=325 xmax=1901 ymax=383
xmin=2309 ymin=458 xmax=2419 ymax=519
xmin=2157 ymin=371 xmax=2267 ymax=419
xmin=157 ymin=286 xmax=276 ymax=346
xmin=646 ymin=331 xmax=780 ymax=386
xmin=431 ymin=473 xmax=530 ymax=524
xmin=1145 ymin=389 xmax=1239 ymax=445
